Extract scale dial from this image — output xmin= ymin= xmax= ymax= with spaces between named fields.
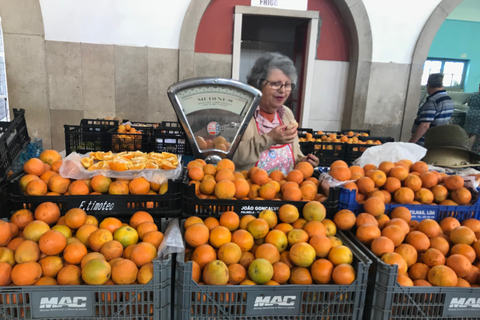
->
xmin=167 ymin=77 xmax=262 ymax=163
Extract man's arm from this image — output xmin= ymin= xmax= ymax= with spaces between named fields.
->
xmin=409 ymin=122 xmax=431 ymax=143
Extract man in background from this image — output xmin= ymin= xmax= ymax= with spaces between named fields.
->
xmin=409 ymin=73 xmax=454 ymax=146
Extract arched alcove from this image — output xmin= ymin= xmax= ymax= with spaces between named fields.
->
xmin=177 ymin=0 xmax=373 ymax=131
xmin=400 ymin=0 xmax=463 ymax=141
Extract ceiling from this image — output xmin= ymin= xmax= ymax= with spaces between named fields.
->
xmin=448 ymin=0 xmax=480 ymax=22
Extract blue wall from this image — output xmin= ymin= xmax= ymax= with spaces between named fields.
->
xmin=428 ymin=19 xmax=480 ymax=93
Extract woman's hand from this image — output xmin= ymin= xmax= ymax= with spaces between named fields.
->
xmin=301 ymin=154 xmax=319 ymax=167
xmin=267 ymin=124 xmax=297 ymax=145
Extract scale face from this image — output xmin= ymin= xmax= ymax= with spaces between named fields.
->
xmin=168 ymin=77 xmax=262 ymax=164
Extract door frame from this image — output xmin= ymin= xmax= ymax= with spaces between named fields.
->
xmin=232 ymin=6 xmax=319 ymax=127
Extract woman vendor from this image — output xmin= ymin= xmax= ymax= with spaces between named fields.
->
xmin=232 ymin=52 xmax=319 ymax=174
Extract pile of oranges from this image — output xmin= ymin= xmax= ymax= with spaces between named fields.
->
xmin=187 ymin=158 xmax=325 ymax=202
xmin=112 ymin=123 xmax=144 ymax=152
xmin=183 ymin=205 xmax=358 ymax=286
xmin=333 ymin=205 xmax=480 ymax=287
xmin=19 ymin=149 xmax=168 ymax=196
xmin=328 ymin=159 xmax=475 ymax=206
xmin=0 ymin=204 xmax=163 ymax=286
xmin=299 ymin=131 xmax=382 ymax=151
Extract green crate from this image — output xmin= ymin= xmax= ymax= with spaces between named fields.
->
xmin=174 ymin=231 xmax=371 ymax=320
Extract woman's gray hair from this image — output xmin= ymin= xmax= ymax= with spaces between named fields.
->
xmin=246 ymin=52 xmax=298 ymax=90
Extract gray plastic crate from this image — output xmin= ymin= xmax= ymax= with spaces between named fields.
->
xmin=0 ymin=255 xmax=171 ymax=320
xmin=346 ymin=231 xmax=480 ymax=320
xmin=174 ymin=231 xmax=371 ymax=320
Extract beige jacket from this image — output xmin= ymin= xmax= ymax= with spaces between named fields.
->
xmin=232 ymin=106 xmax=305 ymax=172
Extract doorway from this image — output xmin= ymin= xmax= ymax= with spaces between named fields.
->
xmin=237 ymin=15 xmax=309 ymax=121
xmin=232 ymin=6 xmax=319 ymax=127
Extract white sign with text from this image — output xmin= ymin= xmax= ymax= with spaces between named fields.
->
xmin=251 ymin=0 xmax=307 ymax=11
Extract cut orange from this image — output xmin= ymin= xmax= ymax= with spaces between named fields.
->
xmin=81 ymin=157 xmax=94 ymax=168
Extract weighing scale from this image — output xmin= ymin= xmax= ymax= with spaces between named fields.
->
xmin=167 ymin=77 xmax=262 ymax=164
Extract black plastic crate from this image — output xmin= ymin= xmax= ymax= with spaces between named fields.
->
xmin=312 ymin=142 xmax=347 ymax=166
xmin=10 ymin=173 xmax=183 ymax=217
xmin=65 ymin=123 xmax=153 ymax=155
xmin=344 ymin=137 xmax=394 ymax=165
xmin=341 ymin=129 xmax=371 ymax=136
xmin=182 ymin=177 xmax=340 ymax=219
xmin=151 ymin=121 xmax=193 ymax=156
xmin=174 ymin=230 xmax=371 ymax=320
xmin=0 ymin=109 xmax=30 ymax=182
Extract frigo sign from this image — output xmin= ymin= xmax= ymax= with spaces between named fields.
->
xmin=250 ymin=0 xmax=307 ymax=11
xmin=31 ymin=291 xmax=94 ymax=318
xmin=443 ymin=292 xmax=480 ymax=317
xmin=246 ymin=293 xmax=301 ymax=315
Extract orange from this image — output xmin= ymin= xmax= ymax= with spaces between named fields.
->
xmin=363 ymin=197 xmax=385 ymax=217
xmin=328 ymin=245 xmax=353 ymax=265
xmin=214 ymin=179 xmax=236 ymax=199
xmin=332 ymin=263 xmax=356 ymax=285
xmin=34 ymin=202 xmax=60 ymax=225
xmin=383 ymin=177 xmax=401 ymax=194
xmin=356 ymin=223 xmax=381 ymax=245
xmin=11 ymin=261 xmax=42 ymax=286
xmin=381 ymin=252 xmax=407 ymax=275
xmin=357 ymin=176 xmax=375 ymax=194
xmin=130 ymin=242 xmax=157 ymax=267
xmin=278 ymin=204 xmax=300 ymax=223
xmin=113 ymin=225 xmax=139 ymax=248
xmin=429 ymin=236 xmax=450 ymax=256
xmin=309 ymin=235 xmax=332 ymax=258
xmin=331 ymin=160 xmax=348 ymax=169
xmin=295 ymin=162 xmax=314 ymax=179
xmin=130 ymin=211 xmax=154 ymax=229
xmin=14 ymin=240 xmax=40 ymax=263
xmin=378 ymin=161 xmax=395 ymax=175
xmin=255 ymin=243 xmax=280 ymax=264
xmin=203 ymin=260 xmax=230 ymax=285
xmin=417 ymin=219 xmax=442 ymax=238
xmin=39 ymin=256 xmax=63 ymax=278
xmin=405 ymin=231 xmax=430 ymax=252
xmin=371 ymin=236 xmax=395 ymax=257
xmin=219 ymin=211 xmax=240 ymax=231
xmin=38 ymin=230 xmax=67 ymax=255
xmin=368 ymin=170 xmax=387 ymax=187
xmin=420 ymin=171 xmax=438 ymax=188
xmin=389 ymin=206 xmax=411 ymax=222
xmin=138 ymin=262 xmax=154 ymax=284
xmin=250 ymin=168 xmax=269 ymax=185
xmin=63 ymin=242 xmax=88 ymax=265
xmin=82 ymin=259 xmax=112 ymax=285
xmin=381 ymin=225 xmax=405 ymax=247
xmin=422 ymin=248 xmax=446 ymax=267
xmin=444 ymin=175 xmax=464 ymax=190
xmin=88 ymin=228 xmax=113 ymax=252
xmin=286 ymin=169 xmax=305 ymax=185
xmin=68 ymin=180 xmax=90 ymax=195
xmin=99 ymin=217 xmax=123 ymax=234
xmin=333 ymin=209 xmax=356 ymax=231
xmin=23 ymin=158 xmax=45 ymax=176
xmin=19 ymin=174 xmax=40 ymax=193
xmin=259 ymin=182 xmax=278 ymax=200
xmin=355 ymin=213 xmax=378 ymax=228
xmin=108 ymin=180 xmax=129 ymax=194
xmin=232 ymin=229 xmax=254 ymax=252
xmin=39 ymin=150 xmax=62 ymax=166
xmin=302 ymin=201 xmax=326 ymax=221
xmin=64 ymin=208 xmax=87 ymax=229
xmin=271 ymin=261 xmax=291 ymax=284
xmin=90 ymin=175 xmax=112 ymax=193
xmin=410 ymin=161 xmax=429 ymax=174
xmin=310 ymin=258 xmax=333 ymax=284
xmin=428 ymin=265 xmax=457 ymax=286
xmin=192 ymin=244 xmax=217 ymax=270
xmin=450 ymin=226 xmax=476 ymax=245
xmin=393 ymin=187 xmax=414 ymax=204
xmin=75 ymin=224 xmax=98 ymax=247
xmin=129 ymin=177 xmax=151 ymax=194
xmin=239 ymin=215 xmax=256 ymax=230
xmin=209 ymin=226 xmax=232 ymax=248
xmin=403 ymin=174 xmax=422 ymax=192
xmin=216 ymin=158 xmax=235 ymax=172
xmin=11 ymin=209 xmax=34 ymax=230
xmin=282 ymin=187 xmax=302 ymax=201
xmin=247 ymin=219 xmax=269 ymax=239
xmin=408 ymin=262 xmax=430 ymax=280
xmin=329 ymin=166 xmax=352 ymax=182
xmin=451 ymin=187 xmax=472 ymax=205
xmin=289 ymin=266 xmax=313 ymax=285
xmin=184 ymin=223 xmax=209 ymax=248
xmin=100 ymin=240 xmax=124 ymax=260
xmin=143 ymin=231 xmax=164 ymax=248
xmin=389 ymin=166 xmax=409 ymax=181
xmin=414 ymin=188 xmax=434 ymax=204
xmin=269 ymin=169 xmax=285 ymax=182
xmin=25 ymin=179 xmax=48 ymax=196
xmin=228 ymin=263 xmax=246 ymax=284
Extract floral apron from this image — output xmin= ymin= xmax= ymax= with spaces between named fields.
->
xmin=255 ymin=113 xmax=295 ymax=175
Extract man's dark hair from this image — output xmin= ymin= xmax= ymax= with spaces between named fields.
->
xmin=427 ymin=73 xmax=444 ymax=88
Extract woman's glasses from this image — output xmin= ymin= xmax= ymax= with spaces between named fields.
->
xmin=263 ymin=80 xmax=295 ymax=91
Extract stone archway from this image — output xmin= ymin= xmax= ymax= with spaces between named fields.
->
xmin=177 ymin=0 xmax=373 ymax=131
xmin=400 ymin=0 xmax=463 ymax=141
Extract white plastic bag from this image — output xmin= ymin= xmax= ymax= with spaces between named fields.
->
xmin=157 ymin=219 xmax=184 ymax=260
xmin=59 ymin=152 xmax=183 ymax=184
xmin=352 ymin=142 xmax=427 ymax=168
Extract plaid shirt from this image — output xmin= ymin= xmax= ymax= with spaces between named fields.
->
xmin=254 ymin=105 xmax=286 ymax=136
